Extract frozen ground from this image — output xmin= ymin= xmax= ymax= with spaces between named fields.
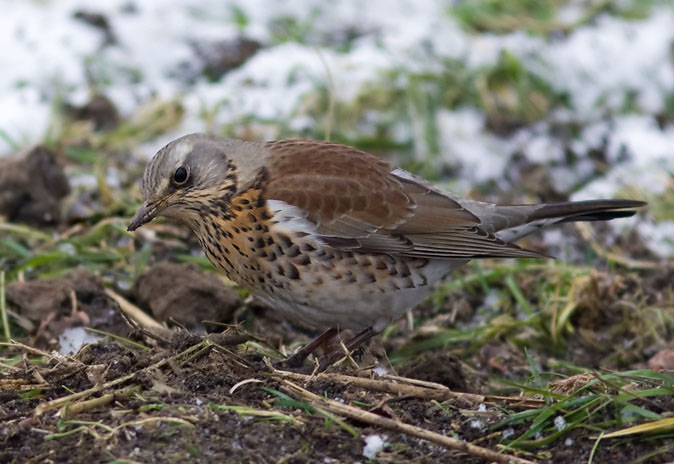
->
xmin=1 ymin=0 xmax=672 ymax=256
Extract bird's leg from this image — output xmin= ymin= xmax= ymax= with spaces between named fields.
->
xmin=280 ymin=327 xmax=338 ymax=368
xmin=315 ymin=326 xmax=378 ymax=372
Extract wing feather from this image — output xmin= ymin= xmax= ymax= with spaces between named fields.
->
xmin=264 ymin=140 xmax=542 ymax=259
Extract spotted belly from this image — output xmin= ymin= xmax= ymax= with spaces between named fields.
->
xmin=203 ymin=231 xmax=440 ymax=328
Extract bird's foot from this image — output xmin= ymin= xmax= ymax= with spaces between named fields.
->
xmin=274 ymin=327 xmax=338 ymax=370
xmin=275 ymin=327 xmax=377 ymax=373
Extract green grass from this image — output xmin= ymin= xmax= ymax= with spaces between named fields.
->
xmin=449 ymin=0 xmax=670 ymax=35
xmin=0 ymin=218 xmax=133 ymax=280
xmin=262 ymin=387 xmax=359 ymax=436
xmin=495 ymin=369 xmax=674 ymax=450
xmin=391 ymin=258 xmax=672 ymax=369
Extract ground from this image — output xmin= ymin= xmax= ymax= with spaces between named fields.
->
xmin=2 ymin=321 xmax=674 ymax=464
xmin=1 ymin=228 xmax=673 ymax=463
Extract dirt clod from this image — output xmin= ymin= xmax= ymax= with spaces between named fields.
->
xmin=188 ymin=37 xmax=263 ymax=81
xmin=133 ymin=262 xmax=242 ymax=329
xmin=65 ymin=93 xmax=120 ymax=130
xmin=0 ymin=146 xmax=70 ymax=225
xmin=6 ymin=269 xmax=127 ymax=349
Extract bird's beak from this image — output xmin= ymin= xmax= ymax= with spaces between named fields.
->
xmin=128 ymin=201 xmax=161 ymax=232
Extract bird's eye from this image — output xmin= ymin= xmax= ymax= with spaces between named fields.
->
xmin=173 ymin=167 xmax=188 ymax=184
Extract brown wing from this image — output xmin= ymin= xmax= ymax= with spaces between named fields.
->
xmin=264 ymin=140 xmax=543 ymax=259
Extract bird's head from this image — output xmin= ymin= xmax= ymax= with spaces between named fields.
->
xmin=128 ymin=133 xmax=243 ymax=231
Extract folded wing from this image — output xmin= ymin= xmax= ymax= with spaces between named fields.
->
xmin=264 ymin=140 xmax=546 ymax=259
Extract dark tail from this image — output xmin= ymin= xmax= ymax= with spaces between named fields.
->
xmin=489 ymin=199 xmax=646 ymax=243
xmin=529 ymin=199 xmax=647 ymax=223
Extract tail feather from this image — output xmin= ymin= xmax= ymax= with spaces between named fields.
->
xmin=557 ymin=209 xmax=639 ymax=223
xmin=529 ymin=200 xmax=646 ymax=222
xmin=493 ymin=199 xmax=646 ymax=243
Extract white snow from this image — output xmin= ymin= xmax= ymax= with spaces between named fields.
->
xmin=436 ymin=108 xmax=514 ymax=188
xmin=362 ymin=434 xmax=387 ymax=459
xmin=372 ymin=366 xmax=389 ymax=376
xmin=502 ymin=427 xmax=515 ymax=439
xmin=572 ymin=116 xmax=674 ymax=199
xmin=636 ymin=221 xmax=674 ymax=258
xmin=554 ymin=415 xmax=568 ymax=431
xmin=58 ymin=326 xmax=102 ymax=354
xmin=538 ymin=11 xmax=674 ymax=118
xmin=470 ymin=419 xmax=485 ymax=429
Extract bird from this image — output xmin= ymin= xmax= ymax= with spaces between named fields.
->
xmin=128 ymin=133 xmax=645 ymax=369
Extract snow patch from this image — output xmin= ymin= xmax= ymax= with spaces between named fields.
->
xmin=58 ymin=326 xmax=102 ymax=354
xmin=363 ymin=434 xmax=387 ymax=459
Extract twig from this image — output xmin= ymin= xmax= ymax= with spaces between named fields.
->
xmin=0 ymin=378 xmax=48 ymax=389
xmin=336 ymin=339 xmax=359 ymax=369
xmin=1 ymin=271 xmax=9 ymax=340
xmin=273 ymin=370 xmax=482 ymax=404
xmin=64 ymin=385 xmax=141 ymax=417
xmin=104 ymin=287 xmax=166 ymax=331
xmin=273 ymin=370 xmax=544 ymax=408
xmin=229 ymin=378 xmax=264 ymax=394
xmin=375 ymin=372 xmax=454 ymax=391
xmin=0 ymin=340 xmax=56 ymax=359
xmin=280 ymin=379 xmax=535 ymax=464
xmin=0 ymin=360 xmax=22 ymax=372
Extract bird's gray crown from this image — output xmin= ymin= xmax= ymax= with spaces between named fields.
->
xmin=140 ymin=133 xmax=263 ymax=203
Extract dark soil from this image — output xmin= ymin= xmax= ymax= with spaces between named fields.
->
xmin=0 ymin=146 xmax=70 ymax=225
xmin=1 ymin=259 xmax=673 ymax=464
xmin=2 ymin=329 xmax=673 ymax=464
